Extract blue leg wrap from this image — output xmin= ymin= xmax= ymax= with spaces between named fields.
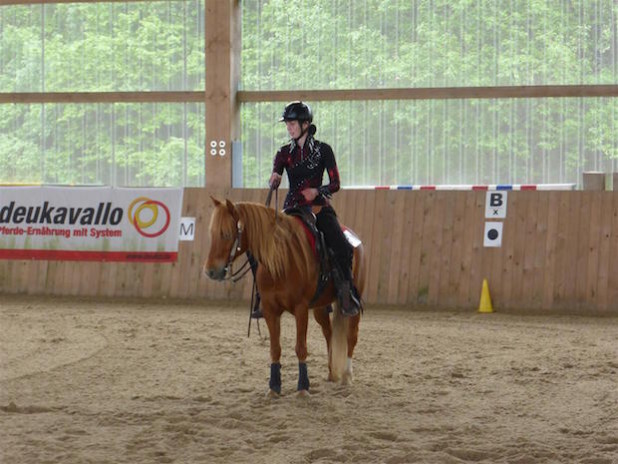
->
xmin=297 ymin=362 xmax=310 ymax=391
xmin=269 ymin=363 xmax=281 ymax=394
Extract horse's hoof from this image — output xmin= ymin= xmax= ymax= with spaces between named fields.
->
xmin=267 ymin=389 xmax=280 ymax=398
xmin=296 ymin=389 xmax=310 ymax=398
xmin=341 ymin=372 xmax=353 ymax=386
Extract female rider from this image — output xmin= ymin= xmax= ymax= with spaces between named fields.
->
xmin=266 ymin=101 xmax=361 ymax=317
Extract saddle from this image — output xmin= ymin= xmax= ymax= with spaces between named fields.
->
xmin=284 ymin=207 xmax=363 ymax=309
xmin=284 ymin=207 xmax=331 ymax=305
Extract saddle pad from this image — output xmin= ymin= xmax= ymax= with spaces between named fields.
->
xmin=294 ymin=217 xmax=318 ymax=257
xmin=294 ymin=218 xmax=362 ymax=257
xmin=342 ymin=227 xmax=362 ymax=248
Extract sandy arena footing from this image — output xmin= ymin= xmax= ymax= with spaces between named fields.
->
xmin=1 ymin=295 xmax=617 ymax=464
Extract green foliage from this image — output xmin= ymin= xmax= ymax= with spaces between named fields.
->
xmin=1 ymin=2 xmax=205 ymax=186
xmin=240 ymin=0 xmax=617 ymax=187
xmin=0 ymin=1 xmax=616 ymax=187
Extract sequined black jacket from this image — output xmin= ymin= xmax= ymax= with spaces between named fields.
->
xmin=273 ymin=136 xmax=341 ymax=210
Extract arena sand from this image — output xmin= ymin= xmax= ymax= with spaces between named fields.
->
xmin=1 ymin=295 xmax=617 ymax=464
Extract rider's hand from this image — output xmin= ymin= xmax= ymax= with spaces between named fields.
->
xmin=269 ymin=172 xmax=282 ymax=189
xmin=301 ymin=188 xmax=319 ymax=202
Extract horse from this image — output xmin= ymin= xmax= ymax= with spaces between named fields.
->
xmin=204 ymin=197 xmax=366 ymax=396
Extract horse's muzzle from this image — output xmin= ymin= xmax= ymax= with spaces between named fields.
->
xmin=204 ymin=266 xmax=226 ymax=281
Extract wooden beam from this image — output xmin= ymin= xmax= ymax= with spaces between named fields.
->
xmin=582 ymin=172 xmax=606 ymax=191
xmin=238 ymin=85 xmax=618 ymax=102
xmin=204 ymin=0 xmax=235 ymax=189
xmin=230 ymin=0 xmax=241 ymax=142
xmin=4 ymin=85 xmax=614 ymax=106
xmin=0 ymin=92 xmax=204 ymax=104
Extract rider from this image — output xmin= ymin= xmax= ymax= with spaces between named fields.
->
xmin=264 ymin=101 xmax=361 ymax=317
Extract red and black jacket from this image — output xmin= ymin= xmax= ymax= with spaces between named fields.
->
xmin=273 ymin=136 xmax=341 ymax=210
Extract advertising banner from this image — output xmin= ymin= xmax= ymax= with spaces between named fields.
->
xmin=0 ymin=187 xmax=183 ymax=262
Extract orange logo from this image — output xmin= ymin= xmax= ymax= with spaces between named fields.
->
xmin=128 ymin=197 xmax=171 ymax=238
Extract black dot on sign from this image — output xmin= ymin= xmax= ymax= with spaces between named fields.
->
xmin=487 ymin=229 xmax=499 ymax=240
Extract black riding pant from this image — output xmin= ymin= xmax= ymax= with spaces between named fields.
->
xmin=316 ymin=206 xmax=353 ymax=281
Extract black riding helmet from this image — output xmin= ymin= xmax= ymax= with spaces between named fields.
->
xmin=279 ymin=101 xmax=313 ymax=124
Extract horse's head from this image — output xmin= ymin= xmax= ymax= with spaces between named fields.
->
xmin=203 ymin=197 xmax=244 ymax=281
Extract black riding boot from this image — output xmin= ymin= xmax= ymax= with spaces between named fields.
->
xmin=251 ymin=291 xmax=263 ymax=319
xmin=330 ymin=256 xmax=361 ymax=317
xmin=247 ymin=252 xmax=263 ymax=319
xmin=317 ymin=206 xmax=361 ymax=317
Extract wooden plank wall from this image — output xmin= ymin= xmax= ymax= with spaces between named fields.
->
xmin=1 ymin=189 xmax=617 ymax=313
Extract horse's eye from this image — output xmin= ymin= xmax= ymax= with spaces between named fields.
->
xmin=221 ymin=232 xmax=233 ymax=241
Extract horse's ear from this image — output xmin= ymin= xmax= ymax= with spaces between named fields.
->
xmin=225 ymin=199 xmax=239 ymax=221
xmin=210 ymin=196 xmax=221 ymax=207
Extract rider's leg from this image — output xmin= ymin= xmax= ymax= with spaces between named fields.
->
xmin=316 ymin=207 xmax=361 ymax=316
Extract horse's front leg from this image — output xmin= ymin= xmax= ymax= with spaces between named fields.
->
xmin=294 ymin=304 xmax=310 ymax=395
xmin=263 ymin=308 xmax=282 ymax=396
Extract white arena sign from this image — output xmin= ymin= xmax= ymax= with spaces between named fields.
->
xmin=0 ymin=187 xmax=183 ymax=262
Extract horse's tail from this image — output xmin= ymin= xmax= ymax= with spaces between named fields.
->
xmin=331 ymin=241 xmax=365 ymax=383
xmin=330 ymin=302 xmax=348 ymax=382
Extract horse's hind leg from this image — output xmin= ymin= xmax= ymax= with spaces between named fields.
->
xmin=313 ymin=305 xmax=334 ymax=381
xmin=342 ymin=313 xmax=360 ymax=385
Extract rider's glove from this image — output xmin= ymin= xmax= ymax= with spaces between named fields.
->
xmin=317 ymin=185 xmax=332 ymax=199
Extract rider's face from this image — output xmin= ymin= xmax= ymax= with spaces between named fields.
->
xmin=285 ymin=120 xmax=307 ymax=139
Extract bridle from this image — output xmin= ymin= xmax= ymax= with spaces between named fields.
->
xmin=221 ymin=219 xmax=248 ymax=282
xmin=222 ymin=186 xmax=279 ymax=282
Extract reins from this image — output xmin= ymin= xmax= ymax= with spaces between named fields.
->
xmin=265 ymin=185 xmax=279 ymax=217
xmin=228 ymin=259 xmax=251 ymax=282
xmin=247 ymin=186 xmax=279 ymax=337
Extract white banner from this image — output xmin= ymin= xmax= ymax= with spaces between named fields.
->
xmin=0 ymin=187 xmax=183 ymax=262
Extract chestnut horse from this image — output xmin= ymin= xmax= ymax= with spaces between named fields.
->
xmin=204 ymin=198 xmax=366 ymax=396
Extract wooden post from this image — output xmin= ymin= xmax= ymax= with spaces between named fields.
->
xmin=613 ymin=173 xmax=618 ymax=191
xmin=582 ymin=172 xmax=605 ymax=191
xmin=205 ymin=0 xmax=241 ymax=190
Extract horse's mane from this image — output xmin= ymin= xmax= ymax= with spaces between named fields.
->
xmin=229 ymin=202 xmax=315 ymax=280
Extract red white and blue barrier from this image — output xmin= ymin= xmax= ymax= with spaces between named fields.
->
xmin=346 ymin=184 xmax=576 ymax=191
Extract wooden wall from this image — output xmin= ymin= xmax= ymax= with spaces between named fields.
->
xmin=1 ymin=188 xmax=617 ymax=313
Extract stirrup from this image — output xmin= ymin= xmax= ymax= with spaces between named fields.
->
xmin=337 ymin=280 xmax=359 ymax=317
xmin=251 ymin=309 xmax=263 ymax=319
xmin=251 ymin=306 xmax=263 ymax=319
xmin=350 ymin=286 xmax=363 ymax=313
xmin=250 ymin=292 xmax=263 ymax=319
